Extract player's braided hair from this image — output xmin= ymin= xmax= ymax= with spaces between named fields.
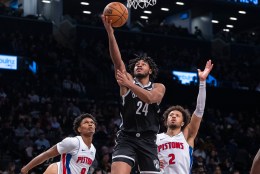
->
xmin=73 ymin=113 xmax=97 ymax=135
xmin=163 ymin=105 xmax=191 ymax=130
xmin=128 ymin=54 xmax=158 ymax=82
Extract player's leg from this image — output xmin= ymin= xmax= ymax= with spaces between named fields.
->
xmin=43 ymin=163 xmax=58 ymax=174
xmin=136 ymin=135 xmax=161 ymax=174
xmin=111 ymin=132 xmax=136 ymax=174
xmin=111 ymin=161 xmax=132 ymax=174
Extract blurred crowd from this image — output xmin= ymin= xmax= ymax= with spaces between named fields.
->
xmin=1 ymin=1 xmax=259 ymax=45
xmin=0 ymin=5 xmax=260 ymax=174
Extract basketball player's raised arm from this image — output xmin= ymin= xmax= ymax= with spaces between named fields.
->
xmin=116 ymin=70 xmax=165 ymax=104
xmin=101 ymin=15 xmax=126 ymax=73
xmin=184 ymin=60 xmax=213 ymax=147
xmin=21 ymin=145 xmax=59 ymax=174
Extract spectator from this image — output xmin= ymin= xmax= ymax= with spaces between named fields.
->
xmin=18 ymin=132 xmax=33 ymax=151
xmin=67 ymin=102 xmax=81 ymax=118
xmin=29 ymin=122 xmax=44 ymax=138
xmin=2 ymin=162 xmax=16 ymax=174
xmin=14 ymin=121 xmax=29 ymax=138
xmin=34 ymin=133 xmax=50 ymax=151
xmin=28 ymin=90 xmax=40 ymax=103
xmin=213 ymin=165 xmax=222 ymax=174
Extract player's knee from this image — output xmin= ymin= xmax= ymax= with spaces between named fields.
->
xmin=111 ymin=161 xmax=132 ymax=174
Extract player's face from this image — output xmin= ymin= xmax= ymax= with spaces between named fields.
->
xmin=166 ymin=110 xmax=184 ymax=129
xmin=134 ymin=60 xmax=152 ymax=79
xmin=78 ymin=117 xmax=96 ymax=135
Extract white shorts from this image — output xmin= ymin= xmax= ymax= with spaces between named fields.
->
xmin=56 ymin=162 xmax=61 ymax=174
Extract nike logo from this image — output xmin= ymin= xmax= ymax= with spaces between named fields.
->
xmin=82 ymin=149 xmax=86 ymax=151
xmin=160 ymin=138 xmax=166 ymax=140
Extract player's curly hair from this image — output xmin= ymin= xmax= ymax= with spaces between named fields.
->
xmin=128 ymin=55 xmax=158 ymax=82
xmin=73 ymin=113 xmax=97 ymax=135
xmin=163 ymin=105 xmax=191 ymax=130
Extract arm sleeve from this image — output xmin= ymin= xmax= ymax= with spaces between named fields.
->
xmin=57 ymin=137 xmax=79 ymax=154
xmin=193 ymin=81 xmax=206 ymax=118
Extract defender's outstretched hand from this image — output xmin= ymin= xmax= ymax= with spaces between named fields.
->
xmin=198 ymin=60 xmax=214 ymax=81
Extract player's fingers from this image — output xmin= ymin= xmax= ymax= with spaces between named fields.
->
xmin=105 ymin=16 xmax=112 ymax=24
xmin=101 ymin=15 xmax=106 ymax=22
xmin=116 ymin=74 xmax=123 ymax=81
xmin=104 ymin=16 xmax=108 ymax=23
xmin=104 ymin=16 xmax=110 ymax=24
xmin=116 ymin=72 xmax=121 ymax=78
xmin=117 ymin=80 xmax=123 ymax=85
xmin=117 ymin=69 xmax=124 ymax=76
xmin=159 ymin=160 xmax=164 ymax=168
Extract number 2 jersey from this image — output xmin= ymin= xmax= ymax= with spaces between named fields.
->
xmin=120 ymin=79 xmax=160 ymax=133
xmin=56 ymin=136 xmax=96 ymax=174
xmin=156 ymin=132 xmax=193 ymax=174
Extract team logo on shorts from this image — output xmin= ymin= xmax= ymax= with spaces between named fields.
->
xmin=153 ymin=159 xmax=160 ymax=170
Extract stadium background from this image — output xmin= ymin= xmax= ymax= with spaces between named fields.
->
xmin=0 ymin=0 xmax=259 ymax=173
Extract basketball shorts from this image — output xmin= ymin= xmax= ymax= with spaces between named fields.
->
xmin=56 ymin=162 xmax=61 ymax=174
xmin=112 ymin=131 xmax=161 ymax=173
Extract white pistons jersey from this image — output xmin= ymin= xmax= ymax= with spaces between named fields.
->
xmin=156 ymin=132 xmax=193 ymax=174
xmin=56 ymin=136 xmax=96 ymax=174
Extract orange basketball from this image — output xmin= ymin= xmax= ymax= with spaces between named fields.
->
xmin=103 ymin=2 xmax=128 ymax=28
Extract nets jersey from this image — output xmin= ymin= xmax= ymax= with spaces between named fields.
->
xmin=156 ymin=132 xmax=193 ymax=174
xmin=56 ymin=136 xmax=96 ymax=174
xmin=120 ymin=80 xmax=160 ymax=133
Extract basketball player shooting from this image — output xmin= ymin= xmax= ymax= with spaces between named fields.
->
xmin=102 ymin=14 xmax=165 ymax=174
xmin=156 ymin=60 xmax=213 ymax=174
xmin=21 ymin=113 xmax=96 ymax=174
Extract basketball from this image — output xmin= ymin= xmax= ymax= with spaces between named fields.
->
xmin=103 ymin=2 xmax=128 ymax=28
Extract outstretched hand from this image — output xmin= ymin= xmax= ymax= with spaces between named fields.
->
xmin=116 ymin=70 xmax=133 ymax=87
xmin=198 ymin=59 xmax=214 ymax=81
xmin=159 ymin=159 xmax=165 ymax=169
xmin=101 ymin=14 xmax=114 ymax=34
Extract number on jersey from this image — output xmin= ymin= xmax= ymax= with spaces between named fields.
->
xmin=136 ymin=101 xmax=149 ymax=116
xmin=169 ymin=153 xmax=176 ymax=164
xmin=81 ymin=168 xmax=86 ymax=174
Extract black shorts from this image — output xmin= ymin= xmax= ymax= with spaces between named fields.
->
xmin=112 ymin=131 xmax=161 ymax=173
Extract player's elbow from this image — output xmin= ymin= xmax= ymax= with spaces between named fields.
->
xmin=146 ymin=96 xmax=159 ymax=104
xmin=149 ymin=93 xmax=164 ymax=104
xmin=142 ymin=97 xmax=152 ymax=104
xmin=140 ymin=92 xmax=162 ymax=104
